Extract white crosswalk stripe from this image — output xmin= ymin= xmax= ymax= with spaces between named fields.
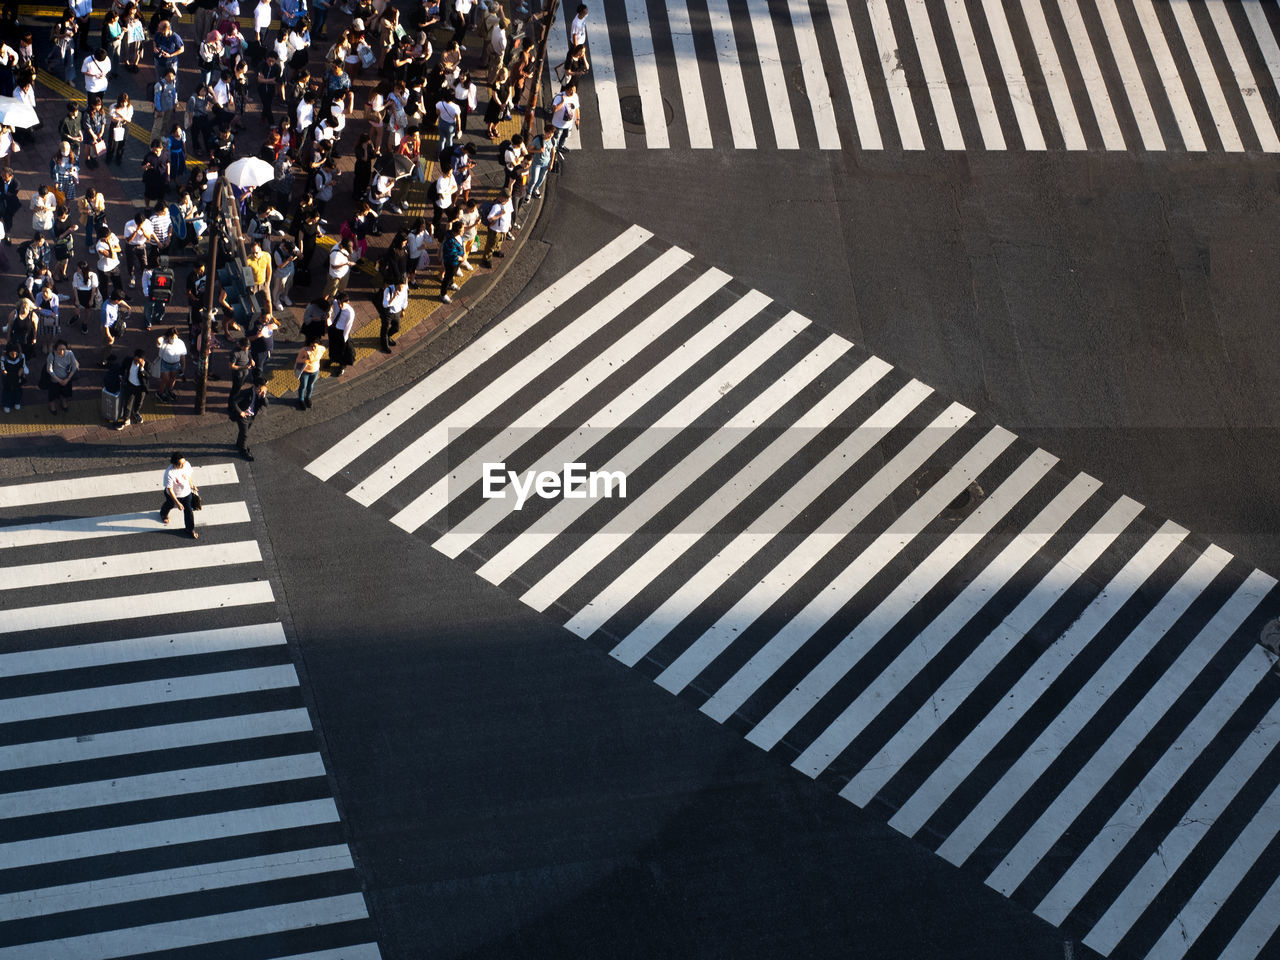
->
xmin=542 ymin=0 xmax=1280 ymax=152
xmin=310 ymin=225 xmax=1280 ymax=960
xmin=0 ymin=465 xmax=380 ymax=959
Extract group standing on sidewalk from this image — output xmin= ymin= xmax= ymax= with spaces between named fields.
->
xmin=0 ymin=0 xmax=587 ymax=447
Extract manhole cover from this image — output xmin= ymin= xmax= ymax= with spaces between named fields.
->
xmin=617 ymin=88 xmax=675 ymax=132
xmin=913 ymin=466 xmax=984 ymax=521
xmin=1261 ymin=618 xmax=1280 ymax=657
xmin=619 ymin=95 xmax=645 ymax=126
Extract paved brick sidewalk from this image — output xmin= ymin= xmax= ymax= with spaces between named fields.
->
xmin=0 ymin=2 xmax=541 ymax=442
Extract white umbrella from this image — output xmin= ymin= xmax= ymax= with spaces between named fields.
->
xmin=222 ymin=157 xmax=275 ymax=189
xmin=0 ymin=95 xmax=40 ymax=129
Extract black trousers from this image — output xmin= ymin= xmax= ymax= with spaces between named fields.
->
xmin=380 ymin=308 xmax=401 ymax=348
xmin=440 ymin=262 xmax=459 ymax=298
xmin=236 ymin=415 xmax=255 ymax=452
xmin=161 ymin=491 xmax=195 ymax=533
xmin=122 ymin=382 xmax=145 ymax=421
xmin=257 ymin=84 xmax=276 ymax=125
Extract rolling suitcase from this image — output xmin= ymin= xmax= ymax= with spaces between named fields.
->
xmin=101 ymin=387 xmax=121 ymax=424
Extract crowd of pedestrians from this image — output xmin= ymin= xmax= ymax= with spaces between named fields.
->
xmin=0 ymin=0 xmax=587 ymax=437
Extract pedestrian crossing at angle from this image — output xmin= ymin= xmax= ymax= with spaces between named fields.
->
xmin=545 ymin=0 xmax=1280 ymax=152
xmin=310 ymin=222 xmax=1280 ymax=960
xmin=0 ymin=465 xmax=380 ymax=960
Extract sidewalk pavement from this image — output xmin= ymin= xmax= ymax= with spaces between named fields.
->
xmin=0 ymin=3 xmax=544 ymax=447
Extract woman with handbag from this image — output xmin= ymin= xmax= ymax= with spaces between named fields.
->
xmin=107 ymin=92 xmax=133 ymax=164
xmin=81 ymin=95 xmax=107 ymax=169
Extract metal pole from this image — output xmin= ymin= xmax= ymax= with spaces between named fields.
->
xmin=195 ymin=178 xmax=219 ymax=415
xmin=524 ymin=0 xmax=559 ymax=141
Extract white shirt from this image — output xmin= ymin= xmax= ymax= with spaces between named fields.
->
xmin=434 ymin=171 xmax=457 ymax=208
xmin=328 ymin=246 xmax=351 ymax=278
xmin=296 ymin=99 xmax=314 ymax=130
xmin=552 ymin=91 xmax=579 ymax=129
xmin=164 ymin=461 xmax=194 ymax=499
xmin=97 ymin=236 xmax=120 ymax=271
xmin=455 ymin=0 xmax=472 ymax=13
xmin=381 ymin=284 xmax=408 ymax=313
xmin=254 ymin=0 xmax=271 ymax=28
xmin=156 ymin=336 xmax=188 ymax=363
xmin=435 ymin=100 xmax=460 ymax=125
xmin=110 ymin=102 xmax=134 ymax=125
xmin=569 ymin=12 xmax=587 ymax=45
xmin=81 ymin=54 xmax=110 ymax=92
xmin=452 ymin=80 xmax=476 ymax=110
xmin=487 ymin=197 xmax=514 ymax=234
xmin=127 ymin=360 xmax=144 ymax=387
xmin=332 ymin=301 xmax=355 ymax=337
xmin=406 ymin=229 xmax=430 ymax=260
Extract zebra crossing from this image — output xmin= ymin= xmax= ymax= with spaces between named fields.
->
xmin=309 ymin=223 xmax=1280 ymax=960
xmin=0 ymin=465 xmax=380 ymax=960
xmin=545 ymin=0 xmax=1280 ymax=152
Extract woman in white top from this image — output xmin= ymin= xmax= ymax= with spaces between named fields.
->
xmin=405 ymin=216 xmax=432 ymax=285
xmin=30 ymin=184 xmax=56 ymax=236
xmin=0 ymin=124 xmax=17 ymax=160
xmin=107 ymin=92 xmax=133 ymax=164
xmin=154 ymin=327 xmax=188 ymax=400
xmin=72 ymin=260 xmax=99 ymax=332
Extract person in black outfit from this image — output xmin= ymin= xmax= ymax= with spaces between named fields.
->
xmin=227 ymin=336 xmax=254 ymax=403
xmin=117 ymin=349 xmax=148 ymax=426
xmin=230 ymin=381 xmax=267 ymax=460
xmin=256 ymin=52 xmax=284 ymax=126
xmin=0 ymin=168 xmax=19 ymax=244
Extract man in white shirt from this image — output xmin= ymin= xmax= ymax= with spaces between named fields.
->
xmin=378 ymin=279 xmax=408 ymax=352
xmin=81 ymin=48 xmax=110 ymax=94
xmin=432 ymin=166 xmax=457 ymax=238
xmin=436 ymin=98 xmax=460 ymax=157
xmin=327 ymin=291 xmax=356 ymax=374
xmin=486 ymin=20 xmax=507 ymax=84
xmin=122 ymin=210 xmax=155 ymax=287
xmin=160 ymin=452 xmax=199 ymax=538
xmin=480 ymin=189 xmax=514 ymax=265
xmin=569 ymin=4 xmax=588 ymax=46
xmin=96 ymin=228 xmax=124 ymax=294
xmin=322 ymin=239 xmax=353 ymax=300
xmin=99 ymin=289 xmax=129 ymax=364
xmin=550 ymin=80 xmax=580 ymax=151
xmin=368 ymin=172 xmax=399 ymax=229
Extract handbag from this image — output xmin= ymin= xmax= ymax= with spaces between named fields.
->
xmin=93 ymin=139 xmax=106 ymax=156
xmin=190 ymin=488 xmax=203 ymax=511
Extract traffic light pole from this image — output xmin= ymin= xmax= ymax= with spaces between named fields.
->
xmin=195 ymin=178 xmax=220 ymax=415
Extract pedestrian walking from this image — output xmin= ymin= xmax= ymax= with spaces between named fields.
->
xmin=160 ymin=452 xmax=200 ymax=538
xmin=230 ymin=381 xmax=267 ymax=460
